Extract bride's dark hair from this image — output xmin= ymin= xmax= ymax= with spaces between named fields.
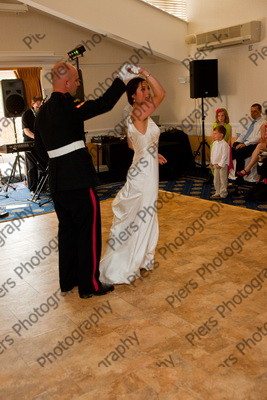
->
xmin=126 ymin=77 xmax=145 ymax=105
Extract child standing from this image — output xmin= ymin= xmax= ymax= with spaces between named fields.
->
xmin=212 ymin=108 xmax=232 ymax=145
xmin=210 ymin=125 xmax=230 ymax=199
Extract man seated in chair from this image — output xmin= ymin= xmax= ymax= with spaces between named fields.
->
xmin=232 ymin=103 xmax=265 ymax=182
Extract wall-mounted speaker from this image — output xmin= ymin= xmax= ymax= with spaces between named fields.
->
xmin=1 ymin=79 xmax=26 ymax=117
xmin=190 ymin=59 xmax=218 ymax=98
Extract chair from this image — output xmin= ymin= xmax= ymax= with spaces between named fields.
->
xmin=228 ymin=157 xmax=258 ymax=182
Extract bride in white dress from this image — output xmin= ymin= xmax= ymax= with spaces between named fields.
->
xmin=100 ymin=68 xmax=166 ymax=284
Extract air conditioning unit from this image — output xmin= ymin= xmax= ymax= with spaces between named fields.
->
xmin=185 ymin=21 xmax=261 ymax=50
xmin=0 ymin=3 xmax=28 ymax=12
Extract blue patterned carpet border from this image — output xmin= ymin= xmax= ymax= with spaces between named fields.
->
xmin=97 ymin=178 xmax=267 ymax=212
xmin=1 ymin=178 xmax=266 ymax=223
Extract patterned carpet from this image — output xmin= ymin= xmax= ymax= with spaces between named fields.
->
xmin=1 ymin=177 xmax=266 ymax=223
xmin=0 ymin=182 xmax=54 ymax=222
xmin=96 ymin=177 xmax=267 ymax=212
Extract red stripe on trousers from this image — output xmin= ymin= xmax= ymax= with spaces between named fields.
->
xmin=89 ymin=188 xmax=100 ymax=291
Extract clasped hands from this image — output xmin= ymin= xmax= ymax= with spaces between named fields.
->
xmin=234 ymin=143 xmax=246 ymax=150
xmin=117 ymin=63 xmax=140 ymax=82
xmin=210 ymin=164 xmax=222 ymax=170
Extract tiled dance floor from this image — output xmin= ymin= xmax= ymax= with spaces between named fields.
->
xmin=0 ymin=192 xmax=266 ymax=399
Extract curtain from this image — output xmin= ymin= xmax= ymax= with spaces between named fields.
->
xmin=15 ymin=67 xmax=42 ymax=108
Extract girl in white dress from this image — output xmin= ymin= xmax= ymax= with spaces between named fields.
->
xmin=100 ymin=68 xmax=166 ymax=284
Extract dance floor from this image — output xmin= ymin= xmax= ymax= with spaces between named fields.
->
xmin=1 ymin=192 xmax=266 ymax=400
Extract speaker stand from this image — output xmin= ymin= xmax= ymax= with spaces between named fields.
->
xmin=1 ymin=154 xmax=25 ymax=197
xmin=194 ymin=97 xmax=210 ymax=171
xmin=0 ymin=169 xmax=7 ymax=198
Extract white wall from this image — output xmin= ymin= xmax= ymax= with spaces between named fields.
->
xmin=0 ymin=7 xmax=176 ymax=135
xmin=20 ymin=0 xmax=188 ymax=62
xmin=185 ymin=0 xmax=267 ymax=137
xmin=2 ymin=0 xmax=266 ymax=141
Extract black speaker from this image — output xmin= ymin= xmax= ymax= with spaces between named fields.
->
xmin=190 ymin=59 xmax=218 ymax=98
xmin=1 ymin=79 xmax=26 ymax=117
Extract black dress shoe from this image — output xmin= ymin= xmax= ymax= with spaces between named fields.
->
xmin=79 ymin=283 xmax=114 ymax=299
xmin=61 ymin=284 xmax=77 ymax=292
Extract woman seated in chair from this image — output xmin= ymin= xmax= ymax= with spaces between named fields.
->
xmin=237 ymin=117 xmax=267 ymax=177
xmin=245 ymin=152 xmax=267 ymax=201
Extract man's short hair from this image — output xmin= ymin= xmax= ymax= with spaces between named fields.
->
xmin=32 ymin=96 xmax=43 ymax=103
xmin=251 ymin=103 xmax=262 ymax=111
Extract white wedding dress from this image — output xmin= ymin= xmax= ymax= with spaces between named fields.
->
xmin=100 ymin=116 xmax=160 ymax=284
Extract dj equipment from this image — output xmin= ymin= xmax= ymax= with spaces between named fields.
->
xmin=91 ymin=135 xmax=124 ymax=144
xmin=159 ymin=129 xmax=193 ymax=179
xmin=0 ymin=141 xmax=35 ymax=154
xmin=0 ymin=141 xmax=36 ymax=196
xmin=90 ymin=130 xmax=192 ymax=180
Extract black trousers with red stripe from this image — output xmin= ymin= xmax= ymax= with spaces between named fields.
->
xmin=52 ymin=187 xmax=102 ymax=295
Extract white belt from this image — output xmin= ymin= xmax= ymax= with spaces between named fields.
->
xmin=47 ymin=140 xmax=85 ymax=158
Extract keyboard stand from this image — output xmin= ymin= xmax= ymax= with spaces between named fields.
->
xmin=1 ymin=154 xmax=25 ymax=197
xmin=28 ymin=167 xmax=52 ymax=206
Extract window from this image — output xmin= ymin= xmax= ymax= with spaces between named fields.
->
xmin=139 ymin=0 xmax=188 ymax=21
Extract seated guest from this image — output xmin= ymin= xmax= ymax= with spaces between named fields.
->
xmin=22 ymin=96 xmax=46 ymax=193
xmin=232 ymin=103 xmax=265 ymax=180
xmin=237 ymin=111 xmax=267 ymax=177
xmin=245 ymin=152 xmax=267 ymax=201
